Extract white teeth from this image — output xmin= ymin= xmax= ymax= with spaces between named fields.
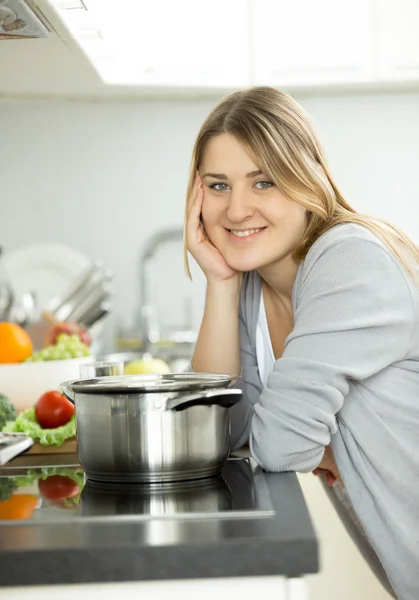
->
xmin=230 ymin=228 xmax=263 ymax=237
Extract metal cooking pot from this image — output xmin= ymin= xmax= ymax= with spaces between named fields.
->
xmin=61 ymin=373 xmax=242 ymax=484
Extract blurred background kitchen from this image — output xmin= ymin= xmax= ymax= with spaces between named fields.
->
xmin=0 ymin=1 xmax=418 ymax=598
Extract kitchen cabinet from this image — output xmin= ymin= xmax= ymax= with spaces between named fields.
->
xmin=374 ymin=0 xmax=419 ymax=82
xmin=250 ymin=0 xmax=374 ymax=87
xmin=0 ymin=578 xmax=307 ymax=600
xmin=77 ymin=0 xmax=249 ymax=88
xmin=6 ymin=0 xmax=419 ymax=97
xmin=95 ymin=0 xmax=419 ymax=91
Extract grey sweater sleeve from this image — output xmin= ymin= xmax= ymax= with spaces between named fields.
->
xmin=249 ymin=237 xmax=415 ymax=473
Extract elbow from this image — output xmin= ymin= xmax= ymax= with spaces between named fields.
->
xmin=249 ymin=427 xmax=325 ymax=474
xmin=250 ymin=438 xmax=324 ymax=473
xmin=249 ymin=396 xmax=332 ymax=473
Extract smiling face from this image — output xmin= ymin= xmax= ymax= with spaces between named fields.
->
xmin=200 ymin=133 xmax=307 ymax=274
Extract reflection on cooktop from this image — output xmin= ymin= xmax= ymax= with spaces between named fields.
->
xmin=0 ymin=458 xmax=275 ymax=525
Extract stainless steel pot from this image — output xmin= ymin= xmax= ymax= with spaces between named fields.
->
xmin=61 ymin=373 xmax=242 ymax=484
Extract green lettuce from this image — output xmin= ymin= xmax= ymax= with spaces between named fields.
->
xmin=2 ymin=408 xmax=76 ymax=447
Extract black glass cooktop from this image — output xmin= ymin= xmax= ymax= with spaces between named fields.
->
xmin=0 ymin=458 xmax=275 ymax=526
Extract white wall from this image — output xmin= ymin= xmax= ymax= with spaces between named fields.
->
xmin=1 ymin=91 xmax=418 ymax=341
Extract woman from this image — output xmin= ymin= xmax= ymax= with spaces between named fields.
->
xmin=184 ymin=86 xmax=419 ymax=600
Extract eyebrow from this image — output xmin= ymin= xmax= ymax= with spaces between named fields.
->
xmin=202 ymin=170 xmax=263 ymax=180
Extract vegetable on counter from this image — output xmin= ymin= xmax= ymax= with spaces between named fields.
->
xmin=0 ymin=393 xmax=17 ymax=431
xmin=124 ymin=356 xmax=170 ymax=375
xmin=46 ymin=323 xmax=91 ymax=348
xmin=35 ymin=390 xmax=74 ymax=429
xmin=2 ymin=408 xmax=76 ymax=446
xmin=0 ymin=322 xmax=33 ymax=364
xmin=2 ymin=387 xmax=75 ymax=446
xmin=24 ymin=333 xmax=90 ymax=362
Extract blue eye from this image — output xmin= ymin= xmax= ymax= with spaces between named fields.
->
xmin=255 ymin=180 xmax=273 ymax=189
xmin=209 ymin=182 xmax=230 ymax=191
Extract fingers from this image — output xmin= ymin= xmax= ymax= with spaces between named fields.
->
xmin=313 ymin=468 xmax=328 ymax=477
xmin=312 ymin=468 xmax=338 ymax=487
xmin=187 ymin=171 xmax=203 ymax=213
xmin=186 ymin=172 xmax=205 ymax=250
xmin=325 ymin=472 xmax=337 ymax=486
xmin=187 ymin=172 xmax=204 ymax=229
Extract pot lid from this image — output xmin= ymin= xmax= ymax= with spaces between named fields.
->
xmin=61 ymin=373 xmax=235 ymax=394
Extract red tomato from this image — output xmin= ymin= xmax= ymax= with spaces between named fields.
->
xmin=34 ymin=390 xmax=74 ymax=429
xmin=38 ymin=475 xmax=80 ymax=501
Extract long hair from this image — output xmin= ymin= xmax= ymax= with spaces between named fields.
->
xmin=184 ymin=86 xmax=419 ymax=279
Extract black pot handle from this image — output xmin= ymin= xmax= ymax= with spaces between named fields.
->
xmin=166 ymin=389 xmax=242 ymax=412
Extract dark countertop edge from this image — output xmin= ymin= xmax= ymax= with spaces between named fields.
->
xmin=0 ymin=539 xmax=319 ymax=587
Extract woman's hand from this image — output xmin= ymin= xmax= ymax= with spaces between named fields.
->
xmin=186 ymin=172 xmax=240 ymax=284
xmin=312 ymin=445 xmax=344 ymax=488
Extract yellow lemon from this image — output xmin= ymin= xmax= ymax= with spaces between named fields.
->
xmin=124 ymin=357 xmax=171 ymax=375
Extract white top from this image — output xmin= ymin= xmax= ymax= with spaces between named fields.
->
xmin=255 ymin=289 xmax=275 ymax=387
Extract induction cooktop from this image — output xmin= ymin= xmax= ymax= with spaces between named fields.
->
xmin=0 ymin=458 xmax=275 ymax=526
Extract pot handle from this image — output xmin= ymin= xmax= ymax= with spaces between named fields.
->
xmin=166 ymin=388 xmax=242 ymax=412
xmin=60 ymin=381 xmax=75 ymax=405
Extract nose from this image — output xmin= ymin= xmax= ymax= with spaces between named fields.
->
xmin=226 ymin=187 xmax=254 ymax=223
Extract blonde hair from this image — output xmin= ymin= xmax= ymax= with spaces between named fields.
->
xmin=184 ymin=86 xmax=419 ymax=279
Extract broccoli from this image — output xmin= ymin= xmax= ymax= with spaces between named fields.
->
xmin=0 ymin=478 xmax=17 ymax=502
xmin=0 ymin=393 xmax=17 ymax=431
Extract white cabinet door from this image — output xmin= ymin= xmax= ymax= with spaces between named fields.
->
xmin=251 ymin=0 xmax=374 ymax=87
xmin=82 ymin=0 xmax=249 ymax=88
xmin=375 ymin=0 xmax=419 ymax=81
xmin=0 ymin=577 xmax=293 ymax=599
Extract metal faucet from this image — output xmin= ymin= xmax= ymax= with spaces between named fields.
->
xmin=138 ymin=227 xmax=188 ymax=353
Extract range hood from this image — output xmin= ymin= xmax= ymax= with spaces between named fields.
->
xmin=0 ymin=0 xmax=49 ymax=39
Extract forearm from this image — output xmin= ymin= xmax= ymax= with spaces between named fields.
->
xmin=192 ymin=279 xmax=242 ymax=377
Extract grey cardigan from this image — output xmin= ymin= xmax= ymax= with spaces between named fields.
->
xmin=228 ymin=223 xmax=419 ymax=600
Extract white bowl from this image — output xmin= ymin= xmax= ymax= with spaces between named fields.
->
xmin=0 ymin=356 xmax=93 ymax=413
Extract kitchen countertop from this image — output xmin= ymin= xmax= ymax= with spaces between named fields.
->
xmin=0 ymin=451 xmax=319 ymax=587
